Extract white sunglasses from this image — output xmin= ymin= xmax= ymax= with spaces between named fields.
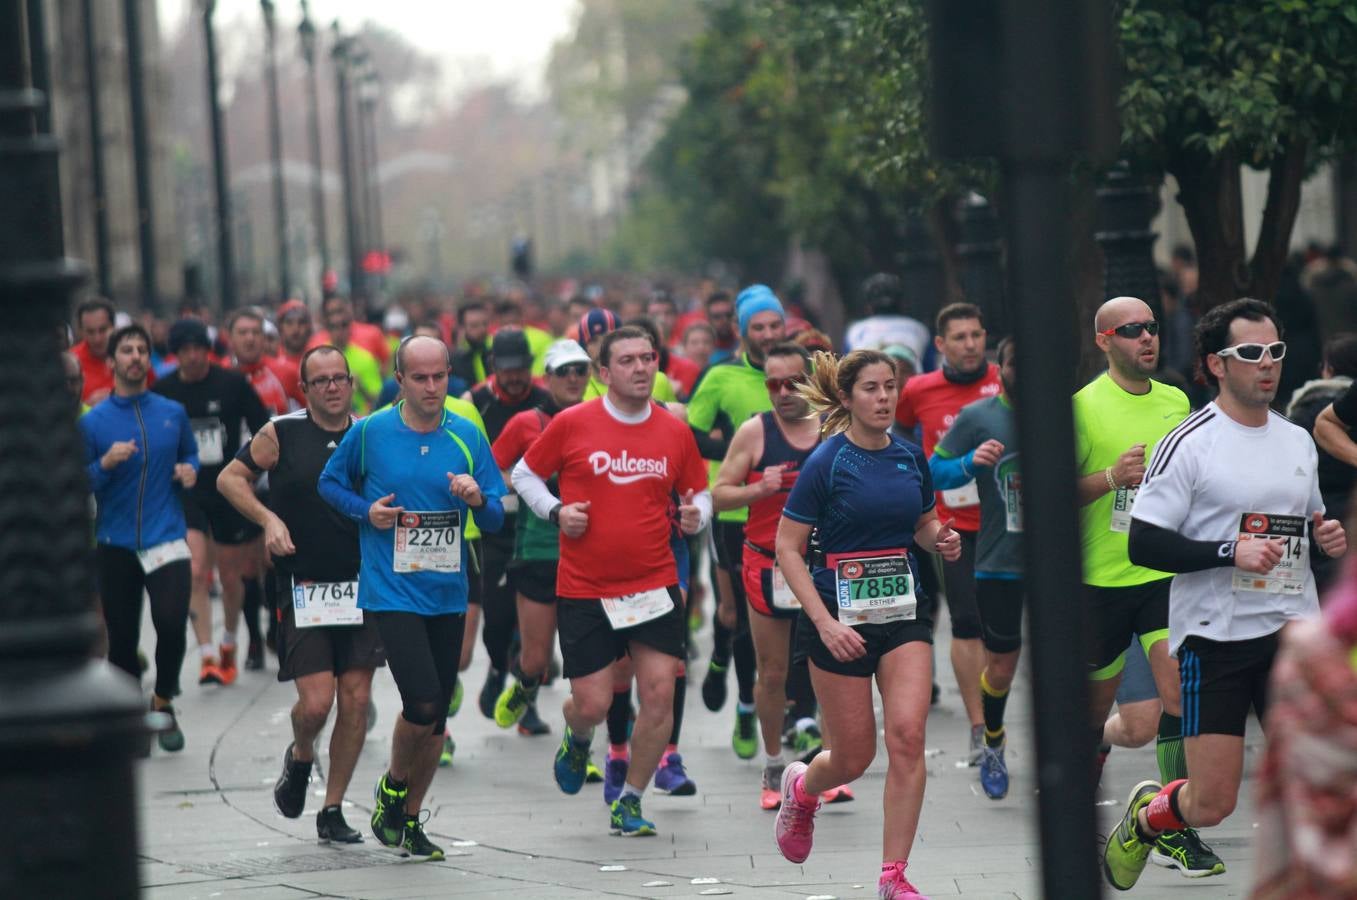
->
xmin=1216 ymin=341 xmax=1286 ymax=363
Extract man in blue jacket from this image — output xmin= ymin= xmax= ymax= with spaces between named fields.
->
xmin=81 ymin=323 xmax=199 ymax=753
xmin=320 ymin=335 xmax=506 ymax=859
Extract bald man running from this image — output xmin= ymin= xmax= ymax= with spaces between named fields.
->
xmin=1072 ymin=296 xmax=1223 ymax=879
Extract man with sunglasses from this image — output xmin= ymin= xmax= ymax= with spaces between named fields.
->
xmin=1103 ymin=298 xmax=1347 ymax=891
xmin=488 ymin=340 xmax=591 ymax=733
xmin=217 ymin=345 xmax=381 ymax=845
xmin=1072 ymin=296 xmax=1223 ymax=878
xmin=688 ymin=285 xmax=788 ymax=759
xmin=713 ymin=343 xmax=845 ymax=810
xmin=894 ymin=302 xmax=1001 ymax=762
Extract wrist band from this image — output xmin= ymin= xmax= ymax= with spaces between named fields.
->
xmin=1105 ymin=467 xmax=1119 ymax=492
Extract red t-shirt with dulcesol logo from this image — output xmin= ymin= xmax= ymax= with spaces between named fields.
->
xmin=522 ymin=398 xmax=708 ymax=600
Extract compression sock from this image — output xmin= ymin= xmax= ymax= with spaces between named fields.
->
xmin=607 ymin=686 xmax=633 ymax=746
xmin=980 ymin=670 xmax=1009 ymax=748
xmin=734 ymin=629 xmax=757 ymax=705
xmin=1156 ymin=713 xmax=1187 ymax=782
xmin=669 ymin=671 xmax=686 ymax=745
xmin=711 ymin=617 xmax=734 ymax=668
xmin=241 ymin=575 xmax=263 ymax=644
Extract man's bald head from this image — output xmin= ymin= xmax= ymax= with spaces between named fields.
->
xmin=1094 ymin=296 xmax=1153 ymax=333
xmin=396 ymin=334 xmax=450 ymax=374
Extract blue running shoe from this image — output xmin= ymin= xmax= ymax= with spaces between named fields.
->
xmin=979 ymin=744 xmax=1009 ymax=800
xmin=603 ymin=756 xmax=629 ymax=804
xmin=609 ymin=795 xmax=657 ymax=837
xmin=653 ymin=753 xmax=697 ymax=796
xmin=553 ymin=726 xmax=590 ymax=795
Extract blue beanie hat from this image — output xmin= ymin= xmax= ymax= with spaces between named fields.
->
xmin=736 ymin=284 xmax=785 ymax=336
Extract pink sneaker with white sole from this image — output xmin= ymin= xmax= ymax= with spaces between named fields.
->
xmin=773 ymin=761 xmax=819 ymax=863
xmin=878 ymin=860 xmax=927 ymax=899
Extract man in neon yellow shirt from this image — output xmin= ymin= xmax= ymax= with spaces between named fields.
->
xmin=1073 ymin=295 xmax=1222 ymax=878
xmin=323 ymin=302 xmax=382 ymax=414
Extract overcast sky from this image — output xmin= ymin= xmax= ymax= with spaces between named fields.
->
xmin=158 ymin=0 xmax=579 ymax=102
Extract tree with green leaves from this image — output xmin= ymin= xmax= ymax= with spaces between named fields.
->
xmin=1119 ymin=0 xmax=1357 ymax=309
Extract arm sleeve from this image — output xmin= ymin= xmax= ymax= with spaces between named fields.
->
xmin=1331 ymin=380 xmax=1357 ymax=427
xmin=235 ymin=434 xmax=265 ymax=472
xmin=317 ymin=425 xmax=370 ymax=522
xmin=1128 ymin=519 xmax=1237 ymax=572
xmin=679 ymin=426 xmax=713 ymax=529
xmin=929 ymin=451 xmax=975 ymax=490
xmin=691 ymin=490 xmax=713 ymax=530
xmin=690 ymin=423 xmax=731 ymax=461
xmin=511 ymin=458 xmax=559 ymax=519
xmin=177 ymin=408 xmax=200 ymax=470
xmin=81 ymin=416 xmax=111 ymax=492
xmin=467 ymin=429 xmax=506 ymax=534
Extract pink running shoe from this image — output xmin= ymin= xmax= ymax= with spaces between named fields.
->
xmin=878 ymin=860 xmax=927 ymax=899
xmin=773 ymin=761 xmax=820 ymax=863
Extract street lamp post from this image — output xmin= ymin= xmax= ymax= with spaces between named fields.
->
xmin=201 ymin=0 xmax=237 ymax=309
xmin=357 ymin=60 xmax=384 ymax=300
xmin=123 ymin=0 xmax=159 ymax=312
xmin=297 ymin=0 xmax=329 ymax=291
xmin=331 ymin=25 xmax=362 ymax=301
xmin=80 ymin=0 xmax=112 ymax=297
xmin=0 ymin=5 xmax=152 ymax=896
xmin=261 ymin=0 xmax=291 ymax=300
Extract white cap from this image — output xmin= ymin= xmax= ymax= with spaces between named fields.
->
xmin=543 ymin=339 xmax=590 ymax=373
xmin=383 ymin=306 xmax=409 ymax=333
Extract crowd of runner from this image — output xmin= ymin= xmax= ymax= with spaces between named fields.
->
xmin=68 ymin=259 xmax=1357 ymax=898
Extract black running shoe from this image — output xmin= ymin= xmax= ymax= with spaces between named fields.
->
xmin=273 ymin=743 xmax=312 ymax=818
xmin=478 ymin=667 xmax=505 ymax=719
xmin=517 ymin=702 xmax=551 ymax=736
xmin=316 ymin=805 xmax=363 ymax=843
xmin=245 ymin=639 xmax=265 ymax=671
xmin=701 ymin=661 xmax=728 ymax=712
xmin=401 ymin=812 xmax=445 ymax=860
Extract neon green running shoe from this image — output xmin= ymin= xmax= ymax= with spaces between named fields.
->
xmin=585 ymin=754 xmax=604 ymax=784
xmin=1151 ymin=828 xmax=1225 ymax=878
xmin=447 ymin=679 xmax=464 ymax=718
xmin=732 ymin=708 xmax=758 ymax=760
xmin=371 ymin=772 xmax=408 ymax=848
xmin=400 ymin=811 xmax=445 ymax=860
xmin=494 ymin=679 xmax=531 ymax=729
xmin=438 ymin=735 xmax=455 ymax=768
xmin=1102 ymin=780 xmax=1161 ymax=891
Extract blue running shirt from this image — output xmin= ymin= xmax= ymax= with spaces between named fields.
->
xmin=782 ymin=432 xmax=934 ymax=603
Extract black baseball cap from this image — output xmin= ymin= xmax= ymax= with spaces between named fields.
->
xmin=168 ymin=318 xmax=212 ymax=354
xmin=490 ymin=329 xmax=533 ymax=371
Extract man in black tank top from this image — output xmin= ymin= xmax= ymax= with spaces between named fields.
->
xmin=218 ymin=345 xmax=382 ymax=844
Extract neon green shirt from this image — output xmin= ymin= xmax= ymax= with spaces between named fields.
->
xmin=343 ymin=343 xmax=383 ymax=416
xmin=686 ymin=353 xmax=770 ymax=523
xmin=525 ymin=326 xmax=554 ymax=376
xmin=1073 ymin=372 xmax=1189 ymax=587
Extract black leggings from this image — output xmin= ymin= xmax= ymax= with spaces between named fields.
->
xmin=371 ymin=611 xmax=465 ymax=736
xmin=97 ymin=545 xmax=191 ymax=701
xmin=479 ymin=531 xmax=517 ymax=671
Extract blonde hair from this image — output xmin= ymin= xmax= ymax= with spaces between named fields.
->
xmin=798 ymin=349 xmax=897 ymax=437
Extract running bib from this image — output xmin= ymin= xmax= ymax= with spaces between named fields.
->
xmin=770 ymin=563 xmax=799 ymax=611
xmin=831 ymin=550 xmax=916 ymax=626
xmin=1110 ymin=487 xmax=1137 ymax=533
xmin=1233 ymin=512 xmax=1308 ymax=595
xmin=1003 ymin=472 xmax=1024 ymax=533
xmin=940 ymin=480 xmax=980 ymax=509
xmin=190 ymin=417 xmax=226 ymax=466
xmin=137 ymin=538 xmax=190 ymax=574
xmin=292 ymin=578 xmax=362 ymax=628
xmin=393 ymin=510 xmax=461 ymax=573
xmin=600 ymin=586 xmax=674 ymax=630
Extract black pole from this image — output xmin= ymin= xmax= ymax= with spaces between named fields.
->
xmin=202 ymin=0 xmax=236 ymax=309
xmin=25 ymin=0 xmax=51 ymax=135
xmin=80 ymin=0 xmax=112 ymax=297
xmin=123 ymin=0 xmax=158 ymax=313
xmin=350 ymin=51 xmax=373 ymax=260
xmin=361 ymin=78 xmax=384 ymax=267
xmin=261 ymin=0 xmax=291 ymax=300
xmin=331 ymin=29 xmax=362 ymax=299
xmin=298 ymin=1 xmax=329 ymax=287
xmin=0 ymin=5 xmax=150 ymax=897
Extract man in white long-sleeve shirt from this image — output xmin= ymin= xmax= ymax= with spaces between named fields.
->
xmin=512 ymin=325 xmax=712 ymax=838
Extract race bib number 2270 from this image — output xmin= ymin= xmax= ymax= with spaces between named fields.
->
xmin=393 ymin=510 xmax=461 ymax=573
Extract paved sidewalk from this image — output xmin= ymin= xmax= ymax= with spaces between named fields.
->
xmin=134 ymin=605 xmax=1262 ymax=899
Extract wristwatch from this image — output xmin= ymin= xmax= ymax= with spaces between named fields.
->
xmin=549 ymin=503 xmax=563 ymax=525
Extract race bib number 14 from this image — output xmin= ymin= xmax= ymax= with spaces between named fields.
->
xmin=1233 ymin=512 xmax=1307 ymax=595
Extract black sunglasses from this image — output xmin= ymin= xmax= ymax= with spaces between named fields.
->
xmin=552 ymin=363 xmax=589 ymax=377
xmin=1099 ymin=320 xmax=1159 ymax=339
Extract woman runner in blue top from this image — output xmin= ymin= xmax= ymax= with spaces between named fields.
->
xmin=772 ymin=349 xmax=960 ymax=900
